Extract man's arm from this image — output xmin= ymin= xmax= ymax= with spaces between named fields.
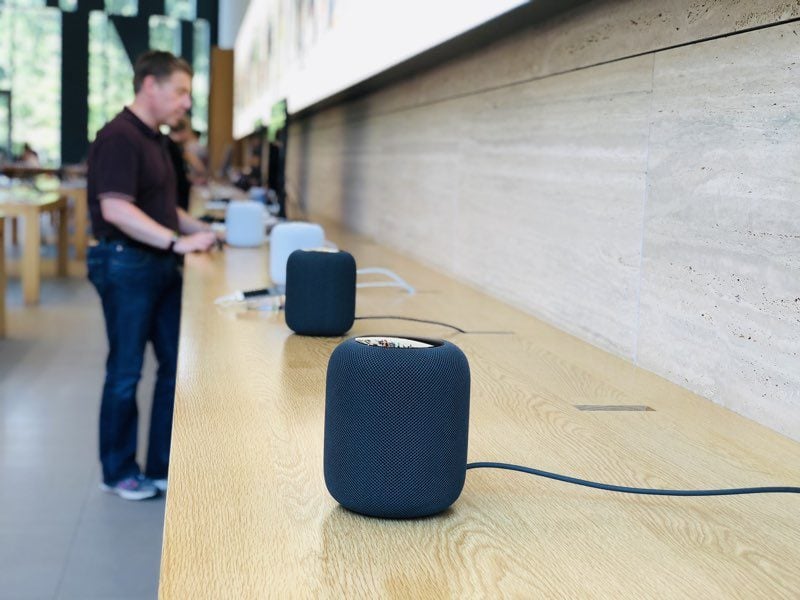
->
xmin=177 ymin=207 xmax=225 ymax=241
xmin=101 ymin=197 xmax=216 ymax=253
xmin=177 ymin=207 xmax=209 ymax=234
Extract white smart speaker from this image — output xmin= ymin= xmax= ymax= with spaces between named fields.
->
xmin=225 ymin=200 xmax=266 ymax=247
xmin=269 ymin=222 xmax=325 ymax=287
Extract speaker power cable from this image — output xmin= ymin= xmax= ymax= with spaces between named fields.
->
xmin=466 ymin=462 xmax=800 ymax=497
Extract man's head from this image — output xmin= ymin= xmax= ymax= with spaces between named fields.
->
xmin=132 ymin=51 xmax=193 ymax=128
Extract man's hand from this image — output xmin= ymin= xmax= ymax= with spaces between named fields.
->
xmin=173 ymin=231 xmax=217 ymax=254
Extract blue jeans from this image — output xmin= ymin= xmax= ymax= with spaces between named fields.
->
xmin=87 ymin=240 xmax=182 ymax=485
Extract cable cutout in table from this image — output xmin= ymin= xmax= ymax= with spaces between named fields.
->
xmin=466 ymin=462 xmax=800 ymax=497
xmin=355 ymin=315 xmax=512 ymax=335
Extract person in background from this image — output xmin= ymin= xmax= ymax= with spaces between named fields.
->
xmin=185 ymin=128 xmax=209 ymax=184
xmin=234 ymin=138 xmax=263 ymax=190
xmin=169 ymin=118 xmax=207 ymax=183
xmin=86 ymin=51 xmax=217 ymax=500
xmin=167 ymin=117 xmax=192 ymax=211
xmin=19 ymin=142 xmax=40 ymax=166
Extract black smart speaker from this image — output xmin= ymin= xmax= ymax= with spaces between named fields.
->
xmin=284 ymin=249 xmax=356 ymax=336
xmin=324 ymin=336 xmax=470 ymax=518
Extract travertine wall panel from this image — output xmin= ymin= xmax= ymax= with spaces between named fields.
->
xmin=638 ymin=22 xmax=800 ymax=438
xmin=285 ymin=1 xmax=800 ymax=439
xmin=449 ymin=56 xmax=653 ymax=357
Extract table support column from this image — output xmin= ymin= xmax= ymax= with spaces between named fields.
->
xmin=22 ymin=209 xmax=41 ymax=305
xmin=57 ymin=199 xmax=68 ymax=276
xmin=73 ymin=187 xmax=88 ymax=260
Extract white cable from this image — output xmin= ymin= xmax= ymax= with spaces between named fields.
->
xmin=356 ymin=268 xmax=415 ymax=294
xmin=214 ymin=293 xmax=284 ymax=311
xmin=214 ymin=291 xmax=245 ymax=306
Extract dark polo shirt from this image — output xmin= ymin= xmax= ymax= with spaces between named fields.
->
xmin=87 ymin=107 xmax=179 ymax=241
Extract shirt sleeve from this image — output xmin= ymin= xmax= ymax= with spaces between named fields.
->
xmin=93 ymin=133 xmax=138 ymax=202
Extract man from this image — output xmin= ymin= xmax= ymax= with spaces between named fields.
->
xmin=87 ymin=51 xmax=217 ymax=500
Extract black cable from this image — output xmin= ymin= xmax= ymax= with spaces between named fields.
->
xmin=354 ymin=316 xmax=511 ymax=335
xmin=242 ymin=287 xmax=280 ymax=299
xmin=466 ymin=462 xmax=800 ymax=497
xmin=355 ymin=315 xmax=465 ymax=333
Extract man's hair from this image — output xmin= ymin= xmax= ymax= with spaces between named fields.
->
xmin=133 ymin=51 xmax=193 ymax=94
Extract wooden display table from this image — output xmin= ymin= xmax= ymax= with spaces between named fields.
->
xmin=0 ymin=165 xmax=61 ymax=179
xmin=0 ymin=188 xmax=67 ymax=305
xmin=0 ymin=163 xmax=86 ymax=179
xmin=59 ymin=182 xmax=88 ymax=259
xmin=2 ymin=168 xmax=89 ymax=260
xmin=160 ymin=221 xmax=800 ymax=598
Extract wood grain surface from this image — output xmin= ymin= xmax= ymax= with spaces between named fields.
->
xmin=159 ymin=219 xmax=800 ymax=599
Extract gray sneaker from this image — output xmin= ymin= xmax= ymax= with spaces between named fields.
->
xmin=100 ymin=475 xmax=158 ymax=500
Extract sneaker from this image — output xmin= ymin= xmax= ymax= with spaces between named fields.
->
xmin=100 ymin=475 xmax=158 ymax=501
xmin=152 ymin=478 xmax=168 ymax=493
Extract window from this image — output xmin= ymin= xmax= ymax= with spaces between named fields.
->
xmin=0 ymin=6 xmax=61 ymax=164
xmin=0 ymin=1 xmax=213 ymax=159
xmin=165 ymin=0 xmax=195 ymax=21
xmin=192 ymin=19 xmax=210 ymax=136
xmin=88 ymin=11 xmax=134 ymax=141
xmin=0 ymin=12 xmax=10 ymax=91
xmin=149 ymin=15 xmax=181 ymax=55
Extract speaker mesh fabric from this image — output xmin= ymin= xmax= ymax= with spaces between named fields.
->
xmin=285 ymin=250 xmax=356 ymax=336
xmin=324 ymin=337 xmax=470 ymax=518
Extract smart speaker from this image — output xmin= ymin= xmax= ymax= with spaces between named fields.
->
xmin=269 ymin=222 xmax=325 ymax=287
xmin=285 ymin=249 xmax=356 ymax=336
xmin=324 ymin=336 xmax=470 ymax=518
xmin=224 ymin=200 xmax=266 ymax=247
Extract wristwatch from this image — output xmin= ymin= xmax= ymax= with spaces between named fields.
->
xmin=167 ymin=233 xmax=180 ymax=253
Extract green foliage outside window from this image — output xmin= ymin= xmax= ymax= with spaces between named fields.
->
xmin=149 ymin=15 xmax=181 ymax=55
xmin=192 ymin=19 xmax=209 ymax=137
xmin=0 ymin=0 xmax=46 ymax=8
xmin=166 ymin=0 xmax=195 ymax=21
xmin=88 ymin=11 xmax=134 ymax=142
xmin=0 ymin=7 xmax=61 ymax=164
xmin=104 ymin=0 xmax=137 ymax=17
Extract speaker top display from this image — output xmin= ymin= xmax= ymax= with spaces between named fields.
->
xmin=355 ymin=336 xmax=437 ymax=349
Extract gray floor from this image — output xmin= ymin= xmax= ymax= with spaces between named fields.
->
xmin=1 ymin=255 xmax=164 ymax=599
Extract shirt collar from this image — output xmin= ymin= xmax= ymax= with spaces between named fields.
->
xmin=122 ymin=107 xmax=161 ymax=140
